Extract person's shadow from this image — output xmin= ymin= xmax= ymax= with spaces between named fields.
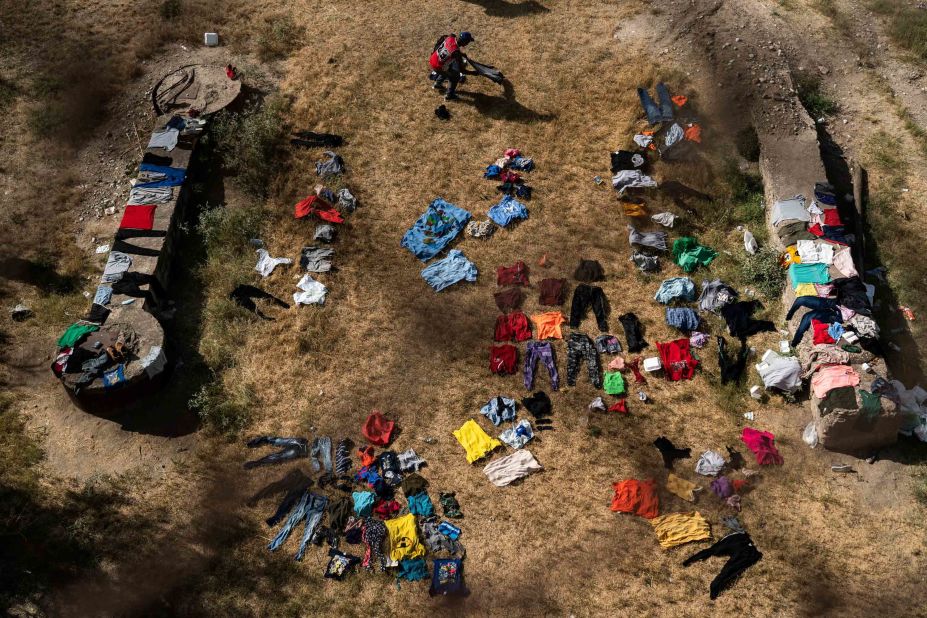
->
xmin=459 ymin=79 xmax=556 ymax=123
xmin=460 ymin=0 xmax=550 ymax=16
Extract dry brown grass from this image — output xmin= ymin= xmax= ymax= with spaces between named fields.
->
xmin=3 ymin=0 xmax=927 ymax=616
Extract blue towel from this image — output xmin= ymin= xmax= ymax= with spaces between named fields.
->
xmin=421 ymin=250 xmax=478 ymax=292
xmin=401 ymin=198 xmax=471 ymax=261
xmin=488 ymin=195 xmax=529 ymax=227
xmin=666 ymin=307 xmax=700 ymax=331
xmin=136 ymin=163 xmax=186 ymax=188
xmin=654 ymin=277 xmax=696 ymax=304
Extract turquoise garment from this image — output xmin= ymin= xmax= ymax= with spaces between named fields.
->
xmin=352 ymin=491 xmax=375 ymax=517
xmin=401 ymin=198 xmax=471 ymax=261
xmin=397 ymin=558 xmax=429 ymax=581
xmin=788 ymin=263 xmax=830 ymax=287
xmin=407 ymin=493 xmax=435 ymax=517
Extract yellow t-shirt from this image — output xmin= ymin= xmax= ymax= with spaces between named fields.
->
xmin=666 ymin=473 xmax=697 ymax=502
xmin=453 ymin=419 xmax=501 ymax=464
xmin=384 ymin=513 xmax=425 ymax=561
xmin=650 ymin=511 xmax=711 ymax=549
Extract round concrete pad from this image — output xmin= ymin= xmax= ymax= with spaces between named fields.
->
xmin=153 ymin=64 xmax=242 ymax=116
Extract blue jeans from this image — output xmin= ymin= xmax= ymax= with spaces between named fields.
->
xmin=310 ymin=436 xmax=332 ymax=474
xmin=244 ymin=437 xmax=308 ymax=469
xmin=638 ymin=83 xmax=673 ymax=124
xmin=786 ymin=296 xmax=837 ymax=321
xmin=295 ymin=493 xmax=328 ymax=561
xmin=268 ymin=490 xmax=310 ymax=551
xmin=791 ymin=308 xmax=841 ymax=347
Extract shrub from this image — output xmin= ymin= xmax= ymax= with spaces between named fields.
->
xmin=255 ymin=15 xmax=303 ymax=61
xmin=740 ymin=246 xmax=786 ymax=298
xmin=160 ymin=0 xmax=182 ymax=20
xmin=189 ymin=380 xmax=254 ymax=436
xmin=209 ymin=96 xmax=290 ymax=197
xmin=794 ymin=73 xmax=838 ymax=118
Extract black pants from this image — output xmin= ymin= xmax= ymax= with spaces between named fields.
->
xmin=435 ymin=60 xmax=462 ymax=94
xmin=619 ymin=312 xmax=648 ymax=352
xmin=569 ymin=284 xmax=608 ymax=332
xmin=717 ymin=336 xmax=749 ymax=384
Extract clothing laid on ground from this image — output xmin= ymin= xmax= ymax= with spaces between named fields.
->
xmin=682 ymin=532 xmax=762 ymax=599
xmin=628 ymin=225 xmax=668 ymax=251
xmin=613 ymin=170 xmax=658 ymax=195
xmin=655 ymin=277 xmax=696 ymax=304
xmin=695 ymin=450 xmax=726 ymax=476
xmin=611 ymin=149 xmax=646 ymax=172
xmin=717 ymin=336 xmax=749 ymax=384
xmin=569 ymin=284 xmax=609 ymax=331
xmin=299 ymin=246 xmax=334 ymax=273
xmin=57 ymin=323 xmax=99 ymax=348
xmin=362 ymin=518 xmax=388 ymax=571
xmin=309 ymin=436 xmax=333 ymax=474
xmin=741 ymin=428 xmax=783 ymax=465
xmin=630 ymin=252 xmax=660 ymax=273
xmin=672 ymin=237 xmax=717 ymax=272
xmin=494 ymin=287 xmax=523 ymax=311
xmin=127 ymin=186 xmax=172 ymax=205
xmin=467 ymin=219 xmax=496 ymax=238
xmin=566 ymin=333 xmax=602 ymax=388
xmin=480 ymin=396 xmax=517 ymax=426
xmin=401 ymin=198 xmax=471 ymax=261
xmin=657 ymin=338 xmax=698 ymax=381
xmin=293 ymin=195 xmax=344 ymax=223
xmin=789 ymin=262 xmax=830 ymax=288
xmin=524 ymin=341 xmax=559 ymax=391
xmin=699 ymin=279 xmax=737 ymax=313
xmin=421 ymin=250 xmax=478 ymax=291
xmin=315 ymin=151 xmax=345 ymax=177
xmin=638 ymin=82 xmax=673 ymax=124
xmin=453 ymin=419 xmax=502 ymax=463
xmin=499 ymin=419 xmax=534 ymax=449
xmin=574 ymin=259 xmax=605 ymax=282
xmin=102 ymin=251 xmax=133 ymax=283
xmin=521 ymin=391 xmax=552 ymax=417
xmin=652 ymin=211 xmax=676 ymax=227
xmin=244 ymin=436 xmax=309 ymax=469
xmin=653 ymin=436 xmax=691 ymax=469
xmin=832 ymin=276 xmax=872 ymax=315
xmin=538 ymin=278 xmax=567 ymax=305
xmin=771 ymin=196 xmax=809 ymax=227
xmin=720 ymin=301 xmax=775 ymax=338
xmin=136 ymin=163 xmax=186 ymax=189
xmin=778 ymin=220 xmax=816 ymax=246
xmin=785 ymin=295 xmax=838 ymax=320
xmin=384 ymin=513 xmax=425 ymax=562
xmin=756 ymin=351 xmax=802 ymax=393
xmin=811 ymin=364 xmax=860 ymax=399
xmin=255 ymin=249 xmax=292 ymax=277
xmin=603 ymin=371 xmax=626 ymax=395
xmin=362 ymin=411 xmax=395 ymax=446
xmin=610 ymin=479 xmax=659 ymax=519
xmin=494 ymin=312 xmax=532 ymax=342
xmin=791 ymin=307 xmax=841 ymax=347
xmin=619 ymin=313 xmax=648 ymax=352
xmin=293 ymin=274 xmax=327 ymax=306
xmin=796 ymin=240 xmax=834 ymax=265
xmin=667 ymin=473 xmax=698 ymax=502
xmin=488 ymin=195 xmax=528 ymax=227
xmin=483 ymin=449 xmax=543 ymax=486
xmin=489 ymin=344 xmax=518 ymax=375
xmin=666 ymin=308 xmax=700 ymax=331
xmin=497 ymin=261 xmax=530 ymax=286
xmin=595 ymin=335 xmax=622 ymax=354
xmin=119 ymin=204 xmax=157 ymax=230
xmin=531 ymin=311 xmax=566 ymax=340
xmin=650 ymin=512 xmax=711 ymax=549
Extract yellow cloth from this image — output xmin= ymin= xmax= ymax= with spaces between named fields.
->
xmin=780 ymin=245 xmax=801 ymax=267
xmin=650 ymin=512 xmax=711 ymax=549
xmin=622 ymin=201 xmax=648 ymax=217
xmin=794 ymin=283 xmax=817 ymax=297
xmin=384 ymin=513 xmax=425 ymax=561
xmin=666 ymin=473 xmax=697 ymax=502
xmin=453 ymin=419 xmax=502 ymax=463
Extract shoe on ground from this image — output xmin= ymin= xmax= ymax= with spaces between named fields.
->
xmin=445 ymin=92 xmax=459 ymax=101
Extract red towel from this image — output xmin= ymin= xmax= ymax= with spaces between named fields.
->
xmin=610 ymin=479 xmax=659 ymax=519
xmin=741 ymin=427 xmax=783 ymax=465
xmin=362 ymin=411 xmax=395 ymax=446
xmin=294 ymin=195 xmax=344 ymax=223
xmin=119 ymin=204 xmax=157 ymax=230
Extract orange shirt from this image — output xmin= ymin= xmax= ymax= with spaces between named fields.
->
xmin=531 ymin=311 xmax=565 ymax=340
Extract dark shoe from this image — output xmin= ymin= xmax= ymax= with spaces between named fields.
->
xmin=435 ymin=105 xmax=451 ymax=120
xmin=445 ymin=92 xmax=459 ymax=101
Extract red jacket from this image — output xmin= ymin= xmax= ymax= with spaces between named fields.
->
xmin=430 ymin=35 xmax=459 ymax=70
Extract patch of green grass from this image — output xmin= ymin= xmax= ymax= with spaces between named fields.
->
xmin=740 ymin=246 xmax=786 ymax=299
xmin=795 ymin=73 xmax=839 ymax=118
xmin=188 ymin=379 xmax=255 ymax=436
xmin=254 ymin=15 xmax=304 ymax=62
xmin=209 ymin=95 xmax=291 ymax=197
xmin=864 ymin=130 xmax=908 ymax=175
xmin=867 ymin=0 xmax=927 ymax=58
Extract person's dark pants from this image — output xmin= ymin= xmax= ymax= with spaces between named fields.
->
xmin=569 ymin=284 xmax=609 ymax=331
xmin=791 ymin=308 xmax=841 ymax=347
xmin=785 ymin=296 xmax=837 ymax=320
xmin=435 ymin=60 xmax=463 ymax=95
xmin=244 ymin=437 xmax=309 ymax=469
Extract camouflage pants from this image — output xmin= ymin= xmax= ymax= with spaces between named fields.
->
xmin=566 ymin=332 xmax=602 ymax=388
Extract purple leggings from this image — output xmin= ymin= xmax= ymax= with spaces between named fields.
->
xmin=524 ymin=341 xmax=559 ymax=391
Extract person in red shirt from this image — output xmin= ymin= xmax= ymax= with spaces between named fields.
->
xmin=430 ymin=31 xmax=474 ymax=101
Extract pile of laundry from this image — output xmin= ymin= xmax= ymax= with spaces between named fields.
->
xmin=609 ymin=429 xmax=780 ymax=598
xmin=244 ymin=410 xmax=467 ymax=594
xmin=250 ymin=140 xmax=358 ymax=308
xmin=400 ymin=149 xmax=535 ymax=291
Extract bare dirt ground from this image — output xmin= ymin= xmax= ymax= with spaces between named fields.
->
xmin=2 ymin=0 xmax=927 ymax=617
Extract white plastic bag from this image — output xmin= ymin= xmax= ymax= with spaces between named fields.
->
xmin=802 ymin=421 xmax=818 ymax=449
xmin=744 ymin=230 xmax=758 ymax=255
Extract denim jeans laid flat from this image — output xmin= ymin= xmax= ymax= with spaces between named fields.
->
xmin=785 ymin=296 xmax=837 ymax=321
xmin=791 ymin=308 xmax=841 ymax=347
xmin=638 ymin=83 xmax=673 ymax=124
xmin=244 ymin=437 xmax=309 ymax=469
xmin=310 ymin=436 xmax=333 ymax=474
xmin=295 ymin=493 xmax=329 ymax=561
